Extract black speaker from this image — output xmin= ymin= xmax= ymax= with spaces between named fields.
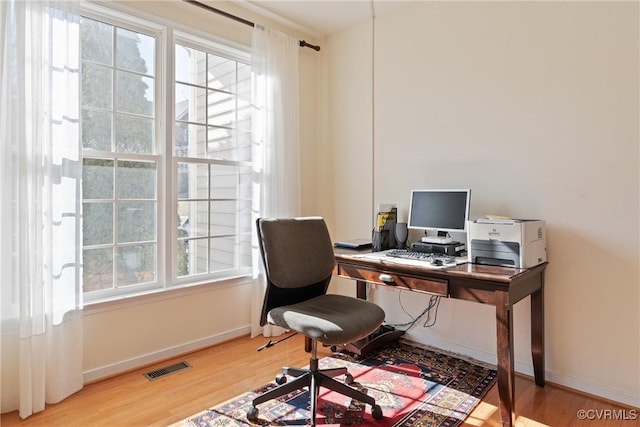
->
xmin=395 ymin=223 xmax=408 ymax=249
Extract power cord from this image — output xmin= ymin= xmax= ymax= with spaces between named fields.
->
xmin=422 ymin=295 xmax=441 ymax=327
xmin=256 ymin=332 xmax=298 ymax=351
xmin=388 ymin=290 xmax=442 ymax=331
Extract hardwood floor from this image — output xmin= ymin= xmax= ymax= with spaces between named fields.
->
xmin=2 ymin=335 xmax=637 ymax=426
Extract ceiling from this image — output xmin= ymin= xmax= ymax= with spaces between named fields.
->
xmin=241 ymin=1 xmax=406 ymax=37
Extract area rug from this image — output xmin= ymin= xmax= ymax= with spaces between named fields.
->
xmin=171 ymin=340 xmax=497 ymax=426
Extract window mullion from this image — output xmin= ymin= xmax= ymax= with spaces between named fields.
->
xmin=165 ymin=28 xmax=176 ymax=287
xmin=112 ymin=159 xmax=119 ymax=289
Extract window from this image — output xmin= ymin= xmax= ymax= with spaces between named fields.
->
xmin=173 ymin=37 xmax=253 ymax=283
xmin=80 ymin=6 xmax=253 ymax=303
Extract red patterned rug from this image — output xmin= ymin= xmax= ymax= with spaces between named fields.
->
xmin=171 ymin=341 xmax=496 ymax=426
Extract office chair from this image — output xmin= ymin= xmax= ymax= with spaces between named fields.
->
xmin=247 ymin=217 xmax=385 ymax=425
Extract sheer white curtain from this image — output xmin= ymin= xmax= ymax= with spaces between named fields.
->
xmin=250 ymin=25 xmax=301 ymax=337
xmin=1 ymin=0 xmax=83 ymax=418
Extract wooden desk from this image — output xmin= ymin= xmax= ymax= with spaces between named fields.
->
xmin=334 ymin=250 xmax=547 ymax=427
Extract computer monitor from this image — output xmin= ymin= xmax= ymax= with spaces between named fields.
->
xmin=408 ymin=189 xmax=471 ymax=235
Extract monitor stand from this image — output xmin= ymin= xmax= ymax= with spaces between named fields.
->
xmin=422 ymin=235 xmax=454 ymax=244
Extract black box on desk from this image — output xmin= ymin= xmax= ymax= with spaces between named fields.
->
xmin=411 ymin=241 xmax=466 ymax=256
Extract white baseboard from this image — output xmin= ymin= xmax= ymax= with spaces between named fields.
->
xmin=544 ymin=371 xmax=640 ymax=409
xmin=82 ymin=326 xmax=251 ymax=384
xmin=407 ymin=334 xmax=640 ymax=409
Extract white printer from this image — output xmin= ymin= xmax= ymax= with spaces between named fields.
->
xmin=467 ymin=219 xmax=547 ymax=268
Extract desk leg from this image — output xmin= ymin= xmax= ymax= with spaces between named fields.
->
xmin=496 ymin=291 xmax=514 ymax=427
xmin=356 ymin=280 xmax=367 ymax=300
xmin=531 ymin=273 xmax=545 ymax=387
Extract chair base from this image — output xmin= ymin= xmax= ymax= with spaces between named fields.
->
xmin=247 ymin=352 xmax=383 ymax=425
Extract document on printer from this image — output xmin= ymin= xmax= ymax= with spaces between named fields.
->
xmin=476 ymin=216 xmax=518 ymax=225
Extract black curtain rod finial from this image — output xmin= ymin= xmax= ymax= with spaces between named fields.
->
xmin=300 ymin=40 xmax=321 ymax=51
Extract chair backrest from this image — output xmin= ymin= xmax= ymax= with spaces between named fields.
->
xmin=256 ymin=217 xmax=336 ymax=325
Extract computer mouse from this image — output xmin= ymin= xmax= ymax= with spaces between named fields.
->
xmin=431 ymin=258 xmax=443 ymax=266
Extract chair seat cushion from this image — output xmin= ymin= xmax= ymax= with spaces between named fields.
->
xmin=267 ymin=294 xmax=386 ymax=345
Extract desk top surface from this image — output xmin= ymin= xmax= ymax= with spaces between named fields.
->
xmin=334 ymin=248 xmax=547 ymax=284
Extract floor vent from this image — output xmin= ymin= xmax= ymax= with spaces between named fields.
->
xmin=144 ymin=361 xmax=191 ymax=381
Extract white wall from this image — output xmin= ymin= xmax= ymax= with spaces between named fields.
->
xmin=320 ymin=1 xmax=639 ymax=407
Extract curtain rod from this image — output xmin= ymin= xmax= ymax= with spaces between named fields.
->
xmin=183 ymin=0 xmax=321 ymax=51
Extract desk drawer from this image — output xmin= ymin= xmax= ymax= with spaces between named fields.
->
xmin=337 ymin=264 xmax=448 ymax=296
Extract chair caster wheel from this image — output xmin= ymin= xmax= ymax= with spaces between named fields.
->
xmin=371 ymin=404 xmax=383 ymax=420
xmin=247 ymin=406 xmax=259 ymax=422
xmin=275 ymin=373 xmax=287 ymax=385
xmin=344 ymin=373 xmax=354 ymax=385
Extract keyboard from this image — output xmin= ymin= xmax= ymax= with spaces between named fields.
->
xmin=385 ymin=249 xmax=456 ymax=265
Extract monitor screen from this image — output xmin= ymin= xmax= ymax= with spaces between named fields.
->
xmin=408 ymin=189 xmax=471 ymax=232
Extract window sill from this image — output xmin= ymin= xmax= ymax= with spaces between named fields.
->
xmin=83 ymin=275 xmax=256 ymax=315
